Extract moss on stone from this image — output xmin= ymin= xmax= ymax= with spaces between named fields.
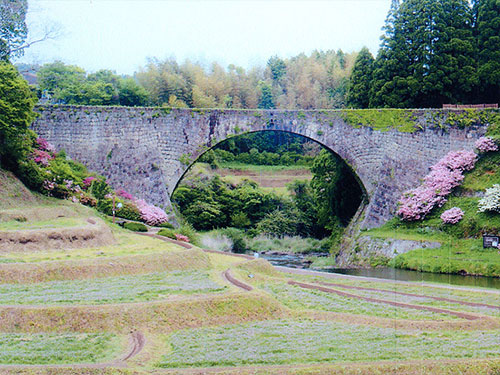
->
xmin=341 ymin=109 xmax=418 ymax=133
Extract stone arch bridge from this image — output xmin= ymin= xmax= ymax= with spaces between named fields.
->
xmin=32 ymin=105 xmax=489 ymax=228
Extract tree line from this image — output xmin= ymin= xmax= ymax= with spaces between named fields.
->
xmin=346 ymin=0 xmax=500 ymax=108
xmin=23 ymin=49 xmax=355 ymax=109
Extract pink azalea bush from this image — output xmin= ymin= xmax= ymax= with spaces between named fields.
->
xmin=175 ymin=234 xmax=190 ymax=242
xmin=475 ymin=137 xmax=498 ymax=153
xmin=134 ymin=199 xmax=169 ymax=226
xmin=440 ymin=207 xmax=464 ymax=224
xmin=82 ymin=176 xmax=97 ymax=189
xmin=117 ymin=189 xmax=134 ymax=200
xmin=35 ymin=137 xmax=56 ymax=153
xmin=397 ymin=150 xmax=477 ymax=221
xmin=32 ymin=149 xmax=53 ymax=166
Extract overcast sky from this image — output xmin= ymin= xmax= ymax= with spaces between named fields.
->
xmin=18 ymin=0 xmax=391 ymax=75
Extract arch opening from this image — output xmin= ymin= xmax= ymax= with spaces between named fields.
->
xmin=171 ymin=130 xmax=367 ymax=257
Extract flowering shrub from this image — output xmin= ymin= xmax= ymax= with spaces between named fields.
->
xmin=82 ymin=176 xmax=97 ymax=189
xmin=397 ymin=150 xmax=477 ymax=221
xmin=78 ymin=193 xmax=97 ymax=207
xmin=440 ymin=207 xmax=464 ymax=224
xmin=134 ymin=199 xmax=169 ymax=226
xmin=35 ymin=137 xmax=56 ymax=153
xmin=43 ymin=179 xmax=56 ymax=191
xmin=433 ymin=150 xmax=477 ymax=172
xmin=175 ymin=234 xmax=190 ymax=242
xmin=117 ymin=189 xmax=134 ymax=200
xmin=32 ymin=149 xmax=53 ymax=166
xmin=478 ymin=184 xmax=500 ymax=213
xmin=475 ymin=137 xmax=498 ymax=153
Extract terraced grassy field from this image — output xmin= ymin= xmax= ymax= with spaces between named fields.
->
xmin=0 ymin=171 xmax=499 ymax=374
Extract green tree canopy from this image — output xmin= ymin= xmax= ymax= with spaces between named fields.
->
xmin=37 ymin=61 xmax=149 ymax=106
xmin=474 ymin=0 xmax=500 ymax=103
xmin=258 ymin=81 xmax=275 ymax=109
xmin=346 ymin=47 xmax=375 ymax=108
xmin=370 ymin=0 xmax=477 ymax=108
xmin=0 ymin=0 xmax=28 ymax=61
xmin=0 ymin=62 xmax=36 ymax=168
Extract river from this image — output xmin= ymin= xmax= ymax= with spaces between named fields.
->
xmin=260 ymin=253 xmax=500 ymax=289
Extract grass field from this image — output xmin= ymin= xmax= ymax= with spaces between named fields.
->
xmin=0 ymin=217 xmax=87 ymax=231
xmin=0 ymin=270 xmax=226 ymax=305
xmin=0 ymin=230 xmax=182 ymax=263
xmin=158 ymin=320 xmax=500 ymax=368
xmin=261 ymin=282 xmax=464 ymax=320
xmin=1 ymin=169 xmax=499 ymax=372
xmin=0 ymin=333 xmax=122 ymax=365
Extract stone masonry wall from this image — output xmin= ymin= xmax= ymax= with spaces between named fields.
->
xmin=32 ymin=105 xmax=488 ymax=228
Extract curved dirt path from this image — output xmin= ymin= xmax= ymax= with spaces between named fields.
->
xmin=222 ymin=269 xmax=253 ymax=291
xmin=288 ymin=280 xmax=481 ymax=320
xmin=120 ymin=331 xmax=146 ymax=362
xmin=317 ymin=281 xmax=500 ymax=310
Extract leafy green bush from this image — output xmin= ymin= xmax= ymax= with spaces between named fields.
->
xmin=158 ymin=228 xmax=176 ymax=239
xmin=221 ymin=227 xmax=247 ymax=253
xmin=159 ymin=222 xmax=175 ymax=229
xmin=89 ymin=179 xmax=112 ymax=200
xmin=16 ymin=159 xmax=46 ymax=191
xmin=178 ymin=224 xmax=200 ymax=246
xmin=123 ymin=222 xmax=148 ymax=232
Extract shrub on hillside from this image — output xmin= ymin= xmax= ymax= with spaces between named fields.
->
xmin=159 ymin=222 xmax=175 ymax=229
xmin=89 ymin=179 xmax=112 ymax=200
xmin=116 ymin=189 xmax=134 ymax=200
xmin=478 ymin=184 xmax=500 ymax=213
xmin=135 ymin=199 xmax=169 ymax=226
xmin=16 ymin=159 xmax=46 ymax=191
xmin=158 ymin=228 xmax=176 ymax=239
xmin=178 ymin=224 xmax=200 ymax=246
xmin=97 ymin=198 xmax=142 ymax=221
xmin=440 ymin=207 xmax=464 ymax=224
xmin=123 ymin=222 xmax=148 ymax=232
xmin=175 ymin=233 xmax=190 ymax=242
xmin=397 ymin=150 xmax=477 ymax=221
xmin=475 ymin=137 xmax=498 ymax=153
xmin=221 ymin=228 xmax=247 ymax=253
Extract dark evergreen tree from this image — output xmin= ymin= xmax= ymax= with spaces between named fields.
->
xmin=346 ymin=47 xmax=375 ymax=108
xmin=258 ymin=81 xmax=275 ymax=109
xmin=267 ymin=56 xmax=287 ymax=82
xmin=370 ymin=0 xmax=477 ymax=108
xmin=474 ymin=0 xmax=500 ymax=103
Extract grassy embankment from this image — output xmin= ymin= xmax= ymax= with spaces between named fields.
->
xmin=363 ymin=151 xmax=500 ymax=277
xmin=1 ymin=168 xmax=500 ymax=373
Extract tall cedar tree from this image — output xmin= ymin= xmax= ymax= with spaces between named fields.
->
xmin=346 ymin=47 xmax=375 ymax=108
xmin=370 ymin=0 xmax=476 ymax=108
xmin=474 ymin=0 xmax=500 ymax=103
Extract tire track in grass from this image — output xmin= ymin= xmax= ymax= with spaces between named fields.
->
xmin=0 ymin=331 xmax=144 ymax=369
xmin=222 ymin=269 xmax=253 ymax=291
xmin=288 ymin=280 xmax=481 ymax=320
xmin=316 ymin=281 xmax=500 ymax=310
xmin=120 ymin=331 xmax=145 ymax=362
